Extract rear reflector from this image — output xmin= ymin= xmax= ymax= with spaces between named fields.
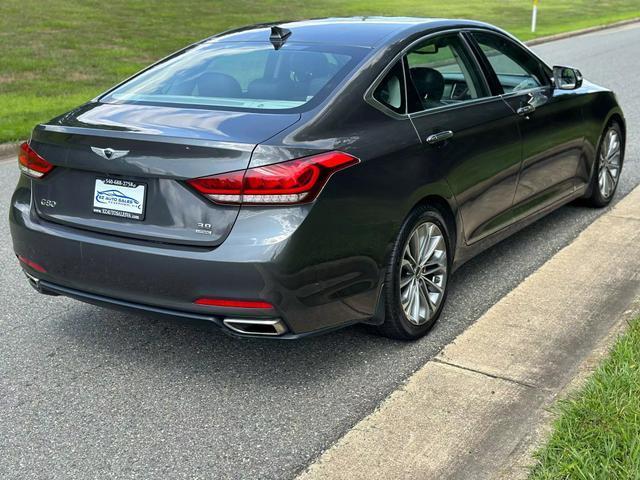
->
xmin=187 ymin=151 xmax=359 ymax=205
xmin=194 ymin=298 xmax=273 ymax=309
xmin=18 ymin=142 xmax=54 ymax=178
xmin=17 ymin=255 xmax=47 ymax=273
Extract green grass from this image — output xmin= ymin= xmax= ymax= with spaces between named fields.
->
xmin=530 ymin=319 xmax=640 ymax=479
xmin=1 ymin=0 xmax=639 ymax=143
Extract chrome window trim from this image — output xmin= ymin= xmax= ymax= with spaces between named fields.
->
xmin=363 ymin=57 xmax=409 ymax=120
xmin=408 ymin=94 xmax=507 ymax=120
xmin=364 ymin=27 xmax=506 ymax=120
xmin=463 ymin=27 xmax=553 ymax=89
xmin=458 ymin=31 xmax=493 ymax=99
xmin=500 ymin=84 xmax=551 ymax=101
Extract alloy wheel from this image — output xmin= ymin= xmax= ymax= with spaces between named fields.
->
xmin=399 ymin=221 xmax=448 ymax=326
xmin=598 ymin=128 xmax=622 ymax=199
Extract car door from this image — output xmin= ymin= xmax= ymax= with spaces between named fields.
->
xmin=467 ymin=31 xmax=585 ymax=216
xmin=405 ymin=31 xmax=522 ymax=243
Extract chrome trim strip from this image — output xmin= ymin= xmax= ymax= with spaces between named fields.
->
xmin=408 ymin=95 xmax=505 ymax=120
xmin=462 ymin=27 xmax=553 ymax=77
xmin=364 ymin=26 xmax=555 ymax=121
xmin=364 ymin=28 xmax=505 ymax=120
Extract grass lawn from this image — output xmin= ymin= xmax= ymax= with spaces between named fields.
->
xmin=1 ymin=0 xmax=639 ymax=143
xmin=530 ymin=318 xmax=640 ymax=479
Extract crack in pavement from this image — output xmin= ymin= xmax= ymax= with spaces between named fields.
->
xmin=431 ymin=358 xmax=541 ymax=390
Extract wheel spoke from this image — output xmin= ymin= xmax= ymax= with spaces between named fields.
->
xmin=607 ymin=133 xmax=619 ymax=158
xmin=401 ymin=279 xmax=413 ymax=309
xmin=421 ymin=279 xmax=438 ymax=311
xmin=404 ymin=245 xmax=417 ymax=267
xmin=423 ymin=263 xmax=445 ymax=276
xmin=602 ymin=166 xmax=610 ymax=196
xmin=411 ymin=283 xmax=421 ymax=322
xmin=409 ymin=228 xmax=422 ymax=263
xmin=608 ymin=156 xmax=621 ymax=170
xmin=417 ymin=224 xmax=432 ymax=264
xmin=400 ymin=274 xmax=413 ymax=289
xmin=401 ymin=257 xmax=414 ymax=273
xmin=424 ymin=276 xmax=443 ymax=293
xmin=418 ymin=280 xmax=430 ymax=320
xmin=605 ymin=167 xmax=616 ymax=196
xmin=422 ymin=235 xmax=441 ymax=266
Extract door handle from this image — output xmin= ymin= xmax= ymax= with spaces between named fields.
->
xmin=426 ymin=130 xmax=454 ymax=145
xmin=517 ymin=104 xmax=536 ymax=116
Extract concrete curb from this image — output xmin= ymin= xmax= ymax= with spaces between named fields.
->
xmin=298 ymin=186 xmax=640 ymax=480
xmin=0 ymin=142 xmax=19 ymax=158
xmin=495 ymin=296 xmax=640 ymax=479
xmin=525 ymin=17 xmax=640 ymax=46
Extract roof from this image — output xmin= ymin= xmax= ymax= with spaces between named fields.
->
xmin=209 ymin=17 xmax=493 ymax=48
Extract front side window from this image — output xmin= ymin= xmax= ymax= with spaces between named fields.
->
xmin=101 ymin=42 xmax=367 ymax=112
xmin=405 ymin=34 xmax=487 ymax=113
xmin=472 ymin=32 xmax=546 ymax=93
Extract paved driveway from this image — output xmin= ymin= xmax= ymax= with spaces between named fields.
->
xmin=1 ymin=23 xmax=639 ymax=480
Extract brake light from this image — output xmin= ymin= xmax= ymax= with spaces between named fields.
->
xmin=18 ymin=142 xmax=54 ymax=178
xmin=187 ymin=151 xmax=359 ymax=205
xmin=194 ymin=298 xmax=273 ymax=309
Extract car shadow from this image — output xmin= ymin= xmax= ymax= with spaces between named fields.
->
xmin=54 ymin=201 xmax=604 ymax=384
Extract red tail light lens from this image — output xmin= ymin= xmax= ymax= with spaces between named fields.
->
xmin=187 ymin=151 xmax=359 ymax=205
xmin=17 ymin=255 xmax=47 ymax=273
xmin=194 ymin=298 xmax=273 ymax=309
xmin=18 ymin=142 xmax=54 ymax=178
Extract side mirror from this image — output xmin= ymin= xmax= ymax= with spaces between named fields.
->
xmin=553 ymin=66 xmax=583 ymax=90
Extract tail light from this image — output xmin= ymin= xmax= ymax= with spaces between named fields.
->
xmin=18 ymin=142 xmax=54 ymax=178
xmin=187 ymin=151 xmax=359 ymax=205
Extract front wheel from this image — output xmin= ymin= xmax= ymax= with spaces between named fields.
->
xmin=377 ymin=206 xmax=451 ymax=340
xmin=583 ymin=122 xmax=624 ymax=207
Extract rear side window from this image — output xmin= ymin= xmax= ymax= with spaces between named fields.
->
xmin=471 ymin=32 xmax=546 ymax=93
xmin=101 ymin=42 xmax=367 ymax=112
xmin=372 ymin=61 xmax=406 ymax=114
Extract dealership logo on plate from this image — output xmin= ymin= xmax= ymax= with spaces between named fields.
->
xmin=95 ymin=189 xmax=142 ymax=210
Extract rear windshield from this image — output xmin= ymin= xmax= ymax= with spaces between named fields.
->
xmin=101 ymin=42 xmax=368 ymax=112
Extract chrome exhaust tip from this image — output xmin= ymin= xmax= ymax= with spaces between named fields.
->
xmin=24 ymin=270 xmax=40 ymax=287
xmin=22 ymin=270 xmax=40 ymax=285
xmin=223 ymin=318 xmax=287 ymax=336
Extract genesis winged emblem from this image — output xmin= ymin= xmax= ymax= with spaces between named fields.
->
xmin=91 ymin=146 xmax=129 ymax=160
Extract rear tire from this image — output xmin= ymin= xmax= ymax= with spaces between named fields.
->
xmin=583 ymin=121 xmax=624 ymax=208
xmin=377 ymin=205 xmax=451 ymax=340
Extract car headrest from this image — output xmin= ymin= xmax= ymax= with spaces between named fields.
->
xmin=247 ymin=78 xmax=296 ymax=100
xmin=376 ymin=74 xmax=402 ymax=110
xmin=410 ymin=67 xmax=445 ymax=102
xmin=290 ymin=52 xmax=332 ymax=78
xmin=197 ymin=72 xmax=242 ymax=98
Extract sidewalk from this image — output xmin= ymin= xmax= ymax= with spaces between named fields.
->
xmin=298 ymin=186 xmax=640 ymax=480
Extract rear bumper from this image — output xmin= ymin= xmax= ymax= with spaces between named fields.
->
xmin=24 ymin=274 xmax=341 ymax=339
xmin=10 ymin=180 xmax=382 ymax=337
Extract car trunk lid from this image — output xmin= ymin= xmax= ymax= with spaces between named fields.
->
xmin=30 ymin=102 xmax=300 ymax=247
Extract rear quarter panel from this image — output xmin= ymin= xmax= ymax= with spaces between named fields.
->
xmin=246 ymin=48 xmax=460 ymax=329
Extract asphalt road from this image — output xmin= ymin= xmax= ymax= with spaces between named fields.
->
xmin=1 ymin=24 xmax=639 ymax=480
